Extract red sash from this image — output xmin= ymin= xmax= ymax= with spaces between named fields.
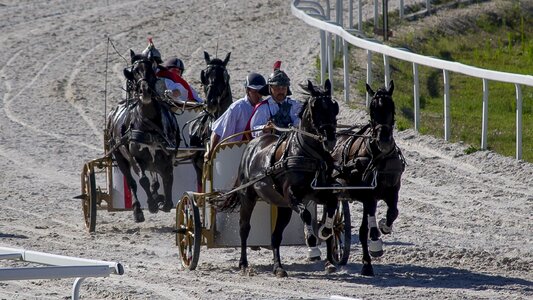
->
xmin=243 ymin=99 xmax=270 ymax=140
xmin=156 ymin=69 xmax=194 ymax=100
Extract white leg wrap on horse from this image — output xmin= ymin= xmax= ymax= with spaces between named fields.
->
xmin=379 ymin=218 xmax=392 ymax=234
xmin=369 ymin=238 xmax=383 ymax=253
xmin=307 ymin=246 xmax=321 ymax=259
xmin=318 ymin=216 xmax=334 ymax=240
xmin=368 ymin=215 xmax=377 ymax=228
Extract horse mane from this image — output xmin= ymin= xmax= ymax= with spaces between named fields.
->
xmin=298 ymin=98 xmax=309 ymax=120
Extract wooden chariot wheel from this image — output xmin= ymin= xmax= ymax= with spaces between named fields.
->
xmin=328 ymin=200 xmax=351 ymax=265
xmin=175 ymin=192 xmax=202 ymax=270
xmin=81 ymin=163 xmax=97 ymax=233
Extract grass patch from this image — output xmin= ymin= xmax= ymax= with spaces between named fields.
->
xmin=343 ymin=1 xmax=533 ymax=162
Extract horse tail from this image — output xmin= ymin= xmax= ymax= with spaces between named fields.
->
xmin=217 ymin=177 xmax=242 ymax=212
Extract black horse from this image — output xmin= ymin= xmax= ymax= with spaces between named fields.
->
xmin=331 ymin=80 xmax=405 ymax=276
xmin=188 ymin=51 xmax=232 ymax=191
xmin=106 ymin=50 xmax=179 ymax=223
xmin=222 ymin=80 xmax=340 ymax=277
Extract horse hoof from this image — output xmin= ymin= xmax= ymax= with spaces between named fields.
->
xmin=161 ymin=201 xmax=173 ymax=213
xmin=155 ymin=194 xmax=165 ymax=204
xmin=148 ymin=202 xmax=159 ymax=214
xmin=274 ymin=268 xmax=288 ymax=278
xmin=369 ymin=239 xmax=384 ymax=258
xmin=134 ymin=214 xmax=145 ymax=223
xmin=361 ymin=263 xmax=375 ymax=277
xmin=379 ymin=218 xmax=392 ymax=235
xmin=240 ymin=266 xmax=255 ymax=276
xmin=325 ymin=262 xmax=337 ymax=274
xmin=307 ymin=247 xmax=321 ymax=261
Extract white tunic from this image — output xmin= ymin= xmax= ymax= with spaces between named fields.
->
xmin=163 ymin=78 xmax=203 ymax=102
xmin=250 ymin=96 xmax=302 ymax=138
xmin=211 ymin=96 xmax=255 ymax=142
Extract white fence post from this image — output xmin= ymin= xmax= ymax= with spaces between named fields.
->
xmin=366 ymin=50 xmax=373 ymax=107
xmin=328 ymin=32 xmax=334 ymax=91
xmin=515 ymin=84 xmax=523 ymax=160
xmin=343 ymin=38 xmax=350 ymax=102
xmin=481 ymin=78 xmax=489 ymax=149
xmin=443 ymin=70 xmax=450 ymax=141
xmin=374 ymin=0 xmax=379 ymax=28
xmin=320 ymin=30 xmax=327 ymax=85
xmin=358 ymin=0 xmax=363 ymax=32
xmin=383 ymin=54 xmax=390 ymax=89
xmin=349 ymin=0 xmax=354 ymax=29
xmin=413 ymin=63 xmax=420 ymax=131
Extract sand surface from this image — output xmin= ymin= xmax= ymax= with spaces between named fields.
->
xmin=0 ymin=0 xmax=531 ymax=299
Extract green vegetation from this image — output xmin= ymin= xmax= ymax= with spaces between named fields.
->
xmin=341 ymin=2 xmax=533 ymax=161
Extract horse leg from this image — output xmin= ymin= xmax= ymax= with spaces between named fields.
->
xmin=116 ymin=157 xmax=145 ymax=223
xmin=138 ymin=171 xmax=158 ymax=214
xmin=150 ymin=180 xmax=163 ymax=205
xmin=192 ymin=153 xmax=203 ymax=192
xmin=285 ymin=185 xmax=321 ymax=261
xmin=367 ymin=198 xmax=384 ymax=258
xmin=324 ymin=236 xmax=337 ymax=274
xmin=318 ymin=192 xmax=338 ymax=240
xmin=322 ymin=194 xmax=339 ymax=274
xmin=300 ymin=207 xmax=321 ymax=261
xmin=272 ymin=206 xmax=292 ymax=277
xmin=239 ymin=194 xmax=256 ymax=274
xmin=360 ymin=198 xmax=380 ymax=276
xmin=160 ymin=167 xmax=174 ymax=213
xmin=379 ymin=187 xmax=400 ymax=235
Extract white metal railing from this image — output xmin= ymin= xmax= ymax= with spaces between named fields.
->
xmin=0 ymin=246 xmax=124 ymax=300
xmin=292 ymin=0 xmax=533 ymax=160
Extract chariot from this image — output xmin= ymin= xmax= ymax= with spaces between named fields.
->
xmin=78 ymin=102 xmax=352 ymax=270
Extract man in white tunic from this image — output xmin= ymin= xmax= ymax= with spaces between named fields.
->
xmin=205 ymin=72 xmax=266 ymax=159
xmin=249 ymin=65 xmax=302 ymax=138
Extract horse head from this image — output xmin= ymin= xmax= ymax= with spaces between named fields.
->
xmin=299 ymin=79 xmax=339 ymax=151
xmin=200 ymin=51 xmax=232 ymax=116
xmin=366 ymin=80 xmax=396 ymax=153
xmin=123 ymin=50 xmax=158 ymax=104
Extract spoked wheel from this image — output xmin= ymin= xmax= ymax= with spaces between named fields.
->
xmin=81 ymin=163 xmax=97 ymax=232
xmin=330 ymin=200 xmax=351 ymax=265
xmin=175 ymin=192 xmax=201 ymax=270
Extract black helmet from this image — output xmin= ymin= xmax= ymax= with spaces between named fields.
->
xmin=142 ymin=39 xmax=162 ymax=64
xmin=244 ymin=72 xmax=266 ymax=90
xmin=268 ymin=69 xmax=290 ymax=86
xmin=162 ymin=57 xmax=185 ymax=72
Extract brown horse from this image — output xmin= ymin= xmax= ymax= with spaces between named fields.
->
xmin=331 ymin=80 xmax=405 ymax=276
xmin=221 ymin=79 xmax=340 ymax=277
xmin=106 ymin=50 xmax=179 ymax=223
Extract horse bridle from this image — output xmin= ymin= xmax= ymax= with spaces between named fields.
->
xmin=130 ymin=59 xmax=157 ymax=94
xmin=307 ymin=95 xmax=337 ymax=144
xmin=203 ymin=64 xmax=230 ymax=98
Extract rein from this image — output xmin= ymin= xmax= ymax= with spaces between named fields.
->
xmin=271 ymin=124 xmax=326 ymax=143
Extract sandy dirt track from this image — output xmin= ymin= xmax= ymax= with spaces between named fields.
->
xmin=0 ymin=0 xmax=531 ymax=299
